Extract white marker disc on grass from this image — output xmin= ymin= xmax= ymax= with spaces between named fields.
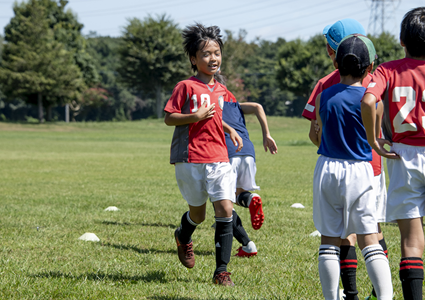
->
xmin=104 ymin=206 xmax=119 ymax=211
xmin=290 ymin=203 xmax=305 ymax=208
xmin=78 ymin=233 xmax=100 ymax=242
xmin=309 ymin=230 xmax=321 ymax=237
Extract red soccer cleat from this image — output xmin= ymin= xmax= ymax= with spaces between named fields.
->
xmin=249 ymin=193 xmax=264 ymax=230
xmin=213 ymin=271 xmax=235 ymax=286
xmin=234 ymin=241 xmax=257 ymax=257
xmin=174 ymin=228 xmax=195 ymax=268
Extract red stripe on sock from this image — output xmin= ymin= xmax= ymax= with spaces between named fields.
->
xmin=340 ymin=265 xmax=358 ymax=269
xmin=400 ymin=266 xmax=424 ymax=271
xmin=400 ymin=260 xmax=423 ymax=266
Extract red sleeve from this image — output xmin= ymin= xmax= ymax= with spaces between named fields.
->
xmin=365 ymin=65 xmax=388 ymax=103
xmin=226 ymin=90 xmax=236 ymax=103
xmin=164 ymin=82 xmax=187 ymax=114
xmin=361 ymin=73 xmax=373 ymax=87
xmin=302 ymin=81 xmax=323 ymax=120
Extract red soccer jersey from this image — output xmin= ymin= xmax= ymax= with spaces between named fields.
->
xmin=366 ymin=58 xmax=425 ymax=146
xmin=164 ymin=76 xmax=229 ymax=164
xmin=302 ymin=70 xmax=373 ymax=121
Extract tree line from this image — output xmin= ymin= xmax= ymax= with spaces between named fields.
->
xmin=0 ymin=0 xmax=405 ymax=123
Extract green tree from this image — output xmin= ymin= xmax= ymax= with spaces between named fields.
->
xmin=368 ymin=32 xmax=404 ymax=68
xmin=241 ymin=38 xmax=292 ymax=116
xmin=276 ymin=34 xmax=334 ymax=98
xmin=275 ymin=34 xmax=334 ymax=116
xmin=45 ymin=0 xmax=99 ymax=87
xmin=118 ymin=15 xmax=188 ymax=118
xmin=0 ymin=0 xmax=85 ymax=122
xmin=85 ymin=34 xmax=144 ymax=121
xmin=221 ymin=29 xmax=257 ymax=102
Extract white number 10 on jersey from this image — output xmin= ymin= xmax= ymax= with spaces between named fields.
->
xmin=191 ymin=94 xmax=211 ymax=113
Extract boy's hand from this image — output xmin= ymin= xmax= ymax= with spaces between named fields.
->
xmin=263 ymin=135 xmax=278 ymax=154
xmin=372 ymin=138 xmax=400 ymax=159
xmin=230 ymin=130 xmax=243 ymax=152
xmin=314 ymin=120 xmax=320 ymax=134
xmin=196 ymin=102 xmax=215 ymax=121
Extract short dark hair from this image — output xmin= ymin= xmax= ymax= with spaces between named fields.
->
xmin=338 ymin=55 xmax=368 ymax=78
xmin=336 ymin=34 xmax=376 ymax=78
xmin=182 ymin=23 xmax=223 ymax=72
xmin=400 ymin=7 xmax=425 ymax=58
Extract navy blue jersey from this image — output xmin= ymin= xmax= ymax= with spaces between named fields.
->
xmin=318 ymin=83 xmax=372 ymax=161
xmin=222 ymin=92 xmax=255 ymax=160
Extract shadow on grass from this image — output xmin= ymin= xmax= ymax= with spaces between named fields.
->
xmin=99 ymin=220 xmax=177 ymax=228
xmin=31 ymin=270 xmax=168 ymax=283
xmin=101 ymin=242 xmax=214 ymax=256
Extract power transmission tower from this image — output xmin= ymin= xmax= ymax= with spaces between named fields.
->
xmin=367 ymin=0 xmax=401 ymax=36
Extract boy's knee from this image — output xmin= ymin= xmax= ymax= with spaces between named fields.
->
xmin=190 ymin=214 xmax=205 ymax=224
xmin=213 ymin=200 xmax=234 ymax=218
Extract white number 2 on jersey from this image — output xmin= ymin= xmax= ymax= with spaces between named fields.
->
xmin=392 ymin=86 xmax=421 ymax=133
xmin=191 ymin=94 xmax=211 ymax=113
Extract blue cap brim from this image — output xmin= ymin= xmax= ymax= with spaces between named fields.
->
xmin=323 ymin=24 xmax=331 ymax=36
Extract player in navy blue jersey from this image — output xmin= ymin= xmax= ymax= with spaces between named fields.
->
xmin=314 ymin=34 xmax=393 ymax=300
xmin=215 ymin=72 xmax=277 ymax=257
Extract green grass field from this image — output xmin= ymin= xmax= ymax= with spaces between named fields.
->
xmin=0 ymin=117 xmax=404 ymax=299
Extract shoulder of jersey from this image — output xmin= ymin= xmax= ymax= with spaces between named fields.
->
xmin=377 ymin=58 xmax=409 ymax=71
xmin=318 ymin=70 xmax=340 ymax=89
xmin=320 ymin=69 xmax=339 ymax=82
xmin=174 ymin=77 xmax=195 ymax=88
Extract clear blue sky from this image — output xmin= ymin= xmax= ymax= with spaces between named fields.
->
xmin=0 ymin=0 xmax=424 ymax=42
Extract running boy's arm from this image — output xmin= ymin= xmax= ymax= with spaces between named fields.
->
xmin=315 ymin=94 xmax=323 ymax=146
xmin=240 ymin=102 xmax=278 ymax=154
xmin=222 ymin=120 xmax=243 ymax=152
xmin=361 ymin=93 xmax=399 ymax=159
xmin=164 ymin=102 xmax=216 ymax=126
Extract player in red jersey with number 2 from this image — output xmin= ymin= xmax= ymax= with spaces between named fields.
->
xmin=164 ymin=23 xmax=243 ymax=287
xmin=361 ymin=7 xmax=425 ymax=300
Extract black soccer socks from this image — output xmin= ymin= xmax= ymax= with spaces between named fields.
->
xmin=379 ymin=238 xmax=388 ymax=258
xmin=400 ymin=257 xmax=423 ymax=300
xmin=232 ymin=210 xmax=251 ymax=246
xmin=214 ymin=216 xmax=233 ymax=275
xmin=178 ymin=211 xmax=199 ymax=245
xmin=340 ymin=245 xmax=359 ymax=300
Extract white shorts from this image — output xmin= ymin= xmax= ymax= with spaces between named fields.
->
xmin=386 ymin=143 xmax=425 ymax=222
xmin=374 ymin=172 xmax=387 ymax=223
xmin=230 ymin=155 xmax=260 ymax=191
xmin=313 ymin=156 xmax=378 ymax=239
xmin=175 ymin=162 xmax=236 ymax=207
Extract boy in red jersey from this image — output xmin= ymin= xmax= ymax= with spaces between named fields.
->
xmin=164 ymin=24 xmax=243 ymax=286
xmin=303 ymin=19 xmax=389 ymax=300
xmin=362 ymin=7 xmax=425 ymax=300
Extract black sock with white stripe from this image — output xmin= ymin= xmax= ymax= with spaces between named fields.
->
xmin=361 ymin=244 xmax=393 ymax=299
xmin=340 ymin=246 xmax=359 ymax=300
xmin=232 ymin=210 xmax=250 ymax=246
xmin=318 ymin=245 xmax=340 ymax=299
xmin=178 ymin=211 xmax=199 ymax=244
xmin=214 ymin=216 xmax=233 ymax=275
xmin=236 ymin=192 xmax=251 ymax=208
xmin=399 ymin=257 xmax=423 ymax=300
